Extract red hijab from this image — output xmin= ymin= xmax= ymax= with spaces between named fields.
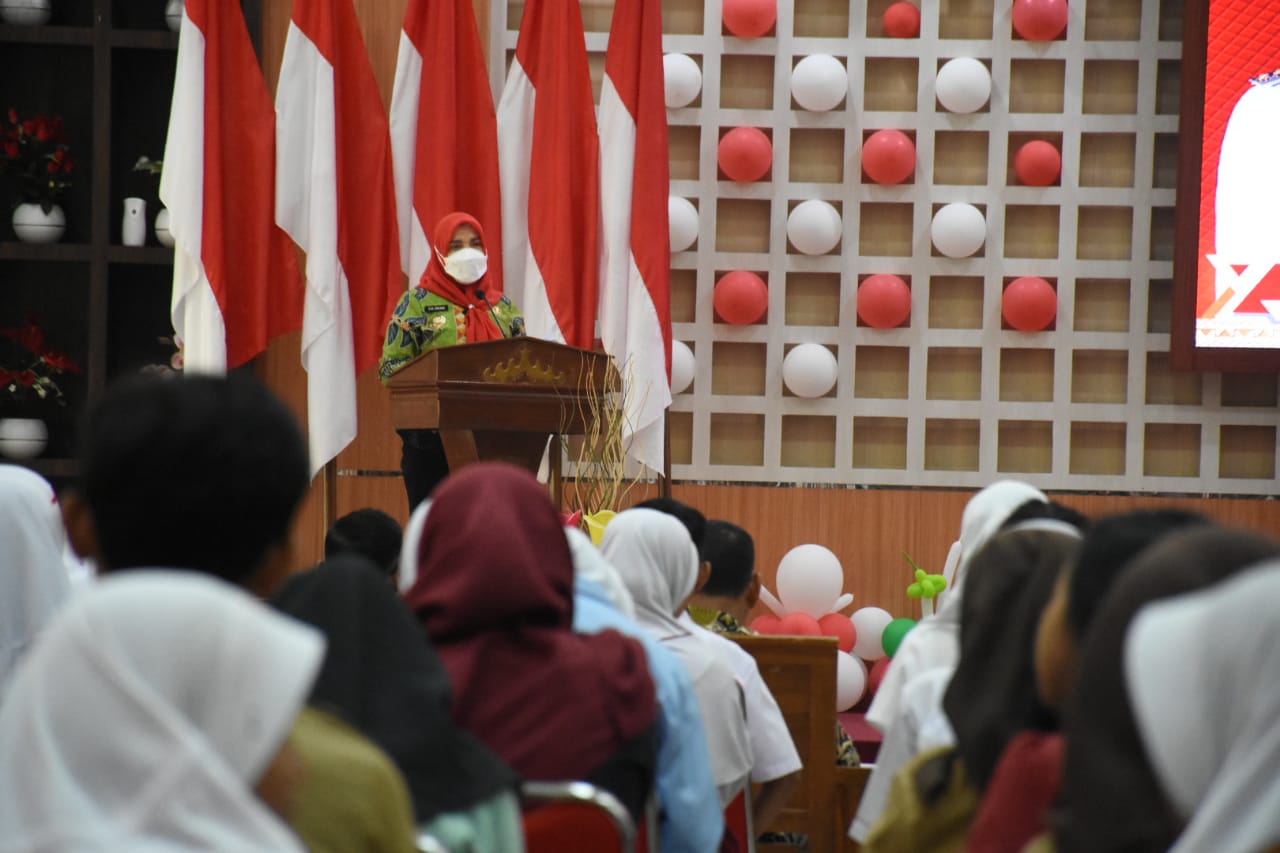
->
xmin=404 ymin=463 xmax=656 ymax=782
xmin=419 ymin=212 xmax=504 ymax=342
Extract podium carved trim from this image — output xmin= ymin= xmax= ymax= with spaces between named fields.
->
xmin=481 ymin=342 xmax=568 ymax=385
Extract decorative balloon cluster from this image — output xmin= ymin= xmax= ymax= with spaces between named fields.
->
xmin=748 ymin=544 xmax=920 ymax=711
xmin=661 ymin=0 xmax=1073 ymax=391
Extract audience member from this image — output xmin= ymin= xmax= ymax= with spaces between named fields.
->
xmin=324 ymin=508 xmax=403 ymax=582
xmin=0 ymin=572 xmax=324 ymax=849
xmin=405 ymin=463 xmax=658 ymax=819
xmin=862 ymin=526 xmax=1078 ymax=852
xmin=1055 ymin=526 xmax=1280 ymax=852
xmin=566 ymin=526 xmax=725 ymax=853
xmin=0 ymin=465 xmax=72 ymax=695
xmin=63 ymin=374 xmax=309 ymax=597
xmin=601 ymin=508 xmax=754 ymax=806
xmin=1125 ymin=561 xmax=1280 ymax=852
xmin=274 ymin=557 xmax=521 ymax=851
xmin=968 ymin=509 xmax=1209 ymax=852
xmin=62 ymin=374 xmax=419 ymax=852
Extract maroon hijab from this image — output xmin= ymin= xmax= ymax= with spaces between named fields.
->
xmin=419 ymin=212 xmax=504 ymax=342
xmin=404 ymin=462 xmax=656 ymax=781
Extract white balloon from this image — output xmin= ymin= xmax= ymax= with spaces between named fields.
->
xmin=782 ymin=343 xmax=838 ymax=398
xmin=786 ymin=199 xmax=842 ymax=256
xmin=777 ymin=544 xmax=845 ymax=617
xmin=935 ymin=57 xmax=991 ymax=114
xmin=663 ymin=53 xmax=703 ymax=108
xmin=930 ymin=202 xmax=987 ymax=258
xmin=791 ymin=54 xmax=848 ymax=112
xmin=668 ymin=197 xmax=699 ymax=252
xmin=851 ymin=607 xmax=895 ymax=661
xmin=836 ymin=652 xmax=868 ymax=711
xmin=671 ymin=340 xmax=695 ymax=394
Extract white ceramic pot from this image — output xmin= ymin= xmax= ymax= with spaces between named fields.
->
xmin=0 ymin=418 xmax=48 ymax=460
xmin=165 ymin=0 xmax=183 ymax=31
xmin=12 ymin=202 xmax=66 ymax=244
xmin=0 ymin=0 xmax=52 ymax=26
xmin=154 ymin=207 xmax=174 ymax=247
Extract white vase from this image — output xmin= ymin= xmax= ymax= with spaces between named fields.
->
xmin=123 ymin=197 xmax=146 ymax=246
xmin=165 ymin=0 xmax=183 ymax=31
xmin=0 ymin=418 xmax=48 ymax=460
xmin=12 ymin=202 xmax=66 ymax=244
xmin=0 ymin=0 xmax=52 ymax=26
xmin=154 ymin=207 xmax=175 ymax=247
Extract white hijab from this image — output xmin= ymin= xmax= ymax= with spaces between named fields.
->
xmin=398 ymin=499 xmax=432 ymax=594
xmin=565 ymin=526 xmax=636 ymax=617
xmin=1127 ymin=561 xmax=1280 ymax=853
xmin=601 ymin=509 xmax=753 ymax=798
xmin=0 ymin=466 xmax=72 ymax=694
xmin=0 ymin=572 xmax=323 ymax=851
xmin=867 ymin=480 xmax=1048 ymax=732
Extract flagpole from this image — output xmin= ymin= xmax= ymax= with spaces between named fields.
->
xmin=661 ymin=411 xmax=672 ymax=498
xmin=323 ymin=458 xmax=338 ymax=531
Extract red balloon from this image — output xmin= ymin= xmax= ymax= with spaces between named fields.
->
xmin=776 ymin=612 xmax=823 ymax=636
xmin=862 ymin=129 xmax=916 ymax=185
xmin=1012 ymin=0 xmax=1068 ymax=41
xmin=868 ymin=656 xmax=892 ymax=694
xmin=722 ymin=0 xmax=776 ymax=37
xmin=857 ymin=274 xmax=912 ymax=328
xmin=751 ymin=614 xmax=783 ymax=635
xmin=1003 ymin=277 xmax=1058 ymax=331
xmin=714 ymin=271 xmax=769 ymax=325
xmin=818 ymin=613 xmax=857 ymax=653
xmin=883 ymin=2 xmax=921 ymax=38
xmin=1014 ymin=140 xmax=1061 ymax=186
xmin=718 ymin=127 xmax=772 ymax=182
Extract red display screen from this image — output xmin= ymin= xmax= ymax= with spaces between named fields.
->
xmin=1175 ymin=0 xmax=1280 ymax=369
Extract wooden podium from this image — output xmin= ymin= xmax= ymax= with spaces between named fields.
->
xmin=385 ymin=338 xmax=616 ymax=497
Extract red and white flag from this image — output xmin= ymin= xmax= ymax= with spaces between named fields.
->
xmin=390 ymin=0 xmax=503 ymax=292
xmin=497 ymin=0 xmax=599 ymax=349
xmin=162 ymin=0 xmax=301 ymax=373
xmin=599 ymin=0 xmax=671 ymax=473
xmin=275 ymin=0 xmax=402 ymax=476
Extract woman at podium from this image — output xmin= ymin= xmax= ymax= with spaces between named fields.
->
xmin=380 ymin=212 xmax=525 ymax=508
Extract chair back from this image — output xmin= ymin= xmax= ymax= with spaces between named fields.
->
xmin=729 ymin=634 xmax=839 ymax=852
xmin=522 ymin=780 xmax=636 ymax=853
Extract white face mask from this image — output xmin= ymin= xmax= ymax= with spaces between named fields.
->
xmin=442 ymin=247 xmax=487 ymax=284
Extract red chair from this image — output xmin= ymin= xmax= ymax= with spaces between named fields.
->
xmin=724 ymin=786 xmax=757 ymax=853
xmin=522 ymin=780 xmax=637 ymax=853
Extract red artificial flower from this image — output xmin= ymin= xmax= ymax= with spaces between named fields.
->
xmin=2 ymin=142 xmax=16 ymax=159
xmin=41 ymin=350 xmax=81 ymax=374
xmin=6 ymin=108 xmax=17 ymax=124
xmin=14 ymin=371 xmax=37 ymax=388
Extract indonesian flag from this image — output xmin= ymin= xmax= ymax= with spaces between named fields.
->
xmin=275 ymin=0 xmax=402 ymax=476
xmin=599 ymin=0 xmax=671 ymax=473
xmin=390 ymin=0 xmax=503 ymax=292
xmin=162 ymin=0 xmax=301 ymax=373
xmin=497 ymin=0 xmax=599 ymax=348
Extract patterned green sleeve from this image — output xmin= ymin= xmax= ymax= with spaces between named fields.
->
xmin=493 ymin=295 xmax=526 ymax=338
xmin=380 ymin=290 xmax=441 ymax=383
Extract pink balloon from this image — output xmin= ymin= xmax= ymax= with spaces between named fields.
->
xmin=818 ymin=613 xmax=857 ymax=653
xmin=883 ymin=2 xmax=921 ymax=38
xmin=714 ymin=271 xmax=769 ymax=325
xmin=1012 ymin=0 xmax=1068 ymax=41
xmin=777 ymin=612 xmax=823 ymax=636
xmin=1003 ymin=277 xmax=1058 ymax=331
xmin=718 ymin=127 xmax=773 ymax=182
xmin=722 ymin=0 xmax=776 ymax=37
xmin=862 ymin=129 xmax=916 ymax=185
xmin=869 ymin=656 xmax=892 ymax=694
xmin=751 ymin=614 xmax=783 ymax=635
xmin=857 ymin=274 xmax=912 ymax=328
xmin=1014 ymin=140 xmax=1062 ymax=186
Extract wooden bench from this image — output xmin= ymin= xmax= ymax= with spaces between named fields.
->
xmin=729 ymin=635 xmax=841 ymax=853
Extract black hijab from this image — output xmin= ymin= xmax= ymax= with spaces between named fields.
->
xmin=272 ymin=556 xmax=519 ymax=821
xmin=1055 ymin=525 xmax=1280 ymax=853
xmin=942 ymin=525 xmax=1080 ymax=793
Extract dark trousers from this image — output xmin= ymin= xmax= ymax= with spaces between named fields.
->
xmin=398 ymin=428 xmax=450 ymax=511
